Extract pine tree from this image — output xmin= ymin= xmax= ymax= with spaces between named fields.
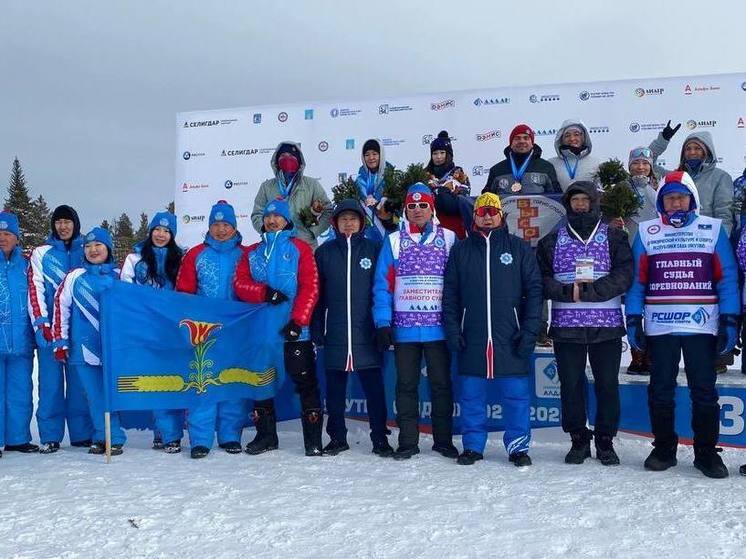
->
xmin=113 ymin=213 xmax=134 ymax=264
xmin=135 ymin=212 xmax=149 ymax=243
xmin=26 ymin=195 xmax=51 ymax=248
xmin=5 ymin=157 xmax=39 ymax=248
xmin=166 ymin=200 xmax=175 ymax=213
xmin=100 ymin=219 xmax=111 ymax=232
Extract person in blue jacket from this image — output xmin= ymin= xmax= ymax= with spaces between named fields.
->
xmin=175 ymin=201 xmax=249 ymax=459
xmin=53 ymin=227 xmax=125 ymax=455
xmin=234 ymin=199 xmax=322 ymax=456
xmin=355 ymin=139 xmax=397 ymax=242
xmin=373 ymin=183 xmax=458 ymax=460
xmin=0 ymin=212 xmax=38 ymax=457
xmin=312 ymin=199 xmax=393 ymax=456
xmin=442 ymin=193 xmax=543 ymax=466
xmin=121 ymin=211 xmax=184 ymax=453
xmin=626 ymin=171 xmax=738 ymax=478
xmin=28 ymin=205 xmax=92 ymax=454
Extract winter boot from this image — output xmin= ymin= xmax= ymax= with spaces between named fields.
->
xmin=626 ymin=348 xmax=649 ymax=375
xmin=432 ymin=442 xmax=459 ymax=459
xmin=323 ymin=439 xmax=350 ymax=456
xmin=457 ymin=450 xmax=483 ymax=465
xmin=110 ymin=444 xmax=124 ymax=456
xmin=509 ymin=451 xmax=532 ymax=467
xmin=152 ymin=436 xmax=164 ymax=450
xmin=219 ymin=441 xmax=242 ymax=454
xmin=70 ymin=439 xmax=92 ymax=448
xmin=190 ymin=446 xmax=210 ymax=459
xmin=595 ymin=434 xmax=620 ymax=466
xmin=4 ymin=443 xmax=39 ymax=453
xmin=392 ymin=445 xmax=420 ymax=460
xmin=301 ymin=409 xmax=323 ymax=456
xmin=740 ymin=464 xmax=746 ymax=476
xmin=163 ymin=441 xmax=182 ymax=454
xmin=692 ymin=403 xmax=728 ymax=478
xmin=645 ymin=404 xmax=678 ymax=471
xmin=371 ymin=437 xmax=394 ymax=457
xmin=565 ymin=429 xmax=592 ymax=464
xmin=693 ymin=446 xmax=729 ymax=479
xmin=88 ymin=442 xmax=119 ymax=455
xmin=39 ymin=442 xmax=60 ymax=454
xmin=245 ymin=406 xmax=279 ymax=455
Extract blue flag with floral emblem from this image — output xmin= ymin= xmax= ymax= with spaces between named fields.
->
xmin=101 ymin=281 xmax=286 ymax=411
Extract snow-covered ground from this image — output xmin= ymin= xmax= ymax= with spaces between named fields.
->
xmin=2 ymin=420 xmax=746 ymax=559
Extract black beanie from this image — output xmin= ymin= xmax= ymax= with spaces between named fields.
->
xmin=51 ymin=205 xmax=81 ymax=240
xmin=362 ymin=139 xmax=380 ymax=155
xmin=430 ymin=130 xmax=453 ymax=156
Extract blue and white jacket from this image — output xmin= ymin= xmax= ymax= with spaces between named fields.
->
xmin=120 ymin=242 xmax=175 ymax=290
xmin=53 ymin=262 xmax=119 ymax=366
xmin=0 ymin=247 xmax=34 ymax=356
xmin=28 ymin=234 xmax=84 ymax=331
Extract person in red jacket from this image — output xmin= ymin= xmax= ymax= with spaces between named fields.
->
xmin=233 ymin=199 xmax=322 ymax=456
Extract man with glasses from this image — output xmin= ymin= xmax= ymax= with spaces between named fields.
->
xmin=537 ymin=181 xmax=633 ymax=466
xmin=373 ymin=183 xmax=457 ymax=460
xmin=443 ymin=193 xmax=542 ymax=466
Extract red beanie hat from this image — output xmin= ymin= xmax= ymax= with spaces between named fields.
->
xmin=510 ymin=124 xmax=535 ymax=144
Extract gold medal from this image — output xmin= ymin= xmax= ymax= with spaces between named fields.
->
xmin=511 ymin=181 xmax=522 ymax=193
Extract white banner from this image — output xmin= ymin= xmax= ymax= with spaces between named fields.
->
xmin=176 ymin=72 xmax=746 ymax=247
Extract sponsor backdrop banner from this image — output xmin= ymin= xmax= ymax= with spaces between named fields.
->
xmin=176 ymin=72 xmax=746 ymax=246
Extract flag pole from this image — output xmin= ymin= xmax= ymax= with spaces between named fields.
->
xmin=105 ymin=412 xmax=112 ymax=464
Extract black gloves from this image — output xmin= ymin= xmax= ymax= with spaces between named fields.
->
xmin=265 ymin=287 xmax=289 ymax=305
xmin=281 ymin=320 xmax=302 ymax=342
xmin=512 ymin=331 xmax=537 ymax=359
xmin=662 ymin=120 xmax=681 ymax=141
xmin=717 ymin=314 xmax=739 ymax=356
xmin=375 ymin=327 xmax=394 ymax=353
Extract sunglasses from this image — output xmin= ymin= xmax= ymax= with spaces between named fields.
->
xmin=630 ymin=147 xmax=652 ymax=160
xmin=406 ymin=202 xmax=430 ymax=210
xmin=475 ymin=206 xmax=501 ymax=217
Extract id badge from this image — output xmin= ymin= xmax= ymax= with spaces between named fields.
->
xmin=575 ymin=256 xmax=595 ymax=281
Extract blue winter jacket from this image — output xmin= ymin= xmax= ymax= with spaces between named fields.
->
xmin=53 ymin=261 xmax=119 ymax=365
xmin=0 ymin=247 xmax=34 ymax=357
xmin=28 ymin=234 xmax=84 ymax=329
xmin=120 ymin=242 xmax=176 ymax=290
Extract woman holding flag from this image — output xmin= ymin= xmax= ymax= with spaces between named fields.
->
xmin=120 ymin=211 xmax=184 ymax=453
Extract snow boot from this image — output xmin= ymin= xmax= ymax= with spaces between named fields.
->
xmin=692 ymin=403 xmax=728 ymax=478
xmin=219 ymin=441 xmax=242 ymax=454
xmin=565 ymin=429 xmax=592 ymax=464
xmin=693 ymin=446 xmax=729 ymax=479
xmin=739 ymin=464 xmax=746 ymax=476
xmin=509 ymin=452 xmax=532 ymax=467
xmin=163 ymin=441 xmax=182 ymax=454
xmin=432 ymin=442 xmax=459 ymax=459
xmin=88 ymin=442 xmax=122 ymax=455
xmin=245 ymin=406 xmax=279 ymax=455
xmin=392 ymin=445 xmax=420 ymax=460
xmin=645 ymin=405 xmax=678 ymax=471
xmin=372 ymin=438 xmax=394 ymax=458
xmin=323 ymin=439 xmax=349 ymax=456
xmin=626 ymin=348 xmax=650 ymax=375
xmin=644 ymin=439 xmax=678 ymax=471
xmin=301 ymin=408 xmax=323 ymax=456
xmin=190 ymin=446 xmax=210 ymax=459
xmin=39 ymin=442 xmax=60 ymax=454
xmin=4 ymin=443 xmax=39 ymax=453
xmin=70 ymin=439 xmax=92 ymax=448
xmin=152 ymin=436 xmax=164 ymax=450
xmin=595 ymin=434 xmax=620 ymax=466
xmin=457 ymin=450 xmax=483 ymax=465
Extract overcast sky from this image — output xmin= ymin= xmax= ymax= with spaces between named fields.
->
xmin=2 ymin=0 xmax=744 ymax=230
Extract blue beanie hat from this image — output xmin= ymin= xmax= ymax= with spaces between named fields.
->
xmin=83 ymin=227 xmax=114 ymax=261
xmin=209 ymin=200 xmax=237 ymax=228
xmin=149 ymin=211 xmax=177 ymax=237
xmin=0 ymin=211 xmax=20 ymax=238
xmin=263 ymin=198 xmax=292 ymax=224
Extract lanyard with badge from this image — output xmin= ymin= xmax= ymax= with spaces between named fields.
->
xmin=567 ymin=220 xmax=600 ymax=282
xmin=562 ymin=155 xmax=580 ymax=181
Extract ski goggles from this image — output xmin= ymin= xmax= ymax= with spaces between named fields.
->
xmin=474 ymin=206 xmax=501 ymax=217
xmin=406 ymin=202 xmax=431 ymax=210
xmin=629 ymin=147 xmax=653 ymax=160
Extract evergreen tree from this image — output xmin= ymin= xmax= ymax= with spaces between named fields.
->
xmin=113 ymin=213 xmax=135 ymax=264
xmin=135 ymin=212 xmax=149 ymax=243
xmin=5 ymin=157 xmax=39 ymax=248
xmin=27 ymin=195 xmax=51 ymax=247
xmin=100 ymin=219 xmax=112 ymax=232
xmin=166 ymin=200 xmax=175 ymax=213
